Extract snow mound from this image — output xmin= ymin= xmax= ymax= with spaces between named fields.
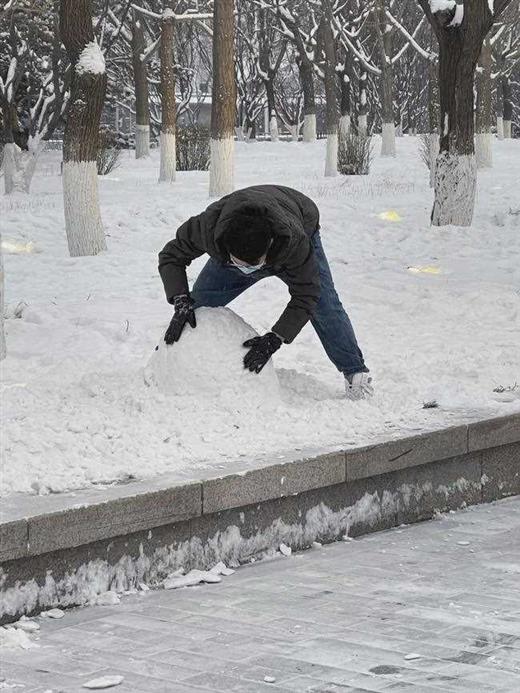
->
xmin=145 ymin=307 xmax=280 ymax=402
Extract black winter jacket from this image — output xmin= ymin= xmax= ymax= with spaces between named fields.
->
xmin=158 ymin=185 xmax=321 ymax=343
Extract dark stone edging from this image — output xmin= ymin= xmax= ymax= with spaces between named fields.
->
xmin=0 ymin=413 xmax=518 ymax=623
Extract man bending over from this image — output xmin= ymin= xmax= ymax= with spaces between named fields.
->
xmin=158 ymin=185 xmax=372 ymax=400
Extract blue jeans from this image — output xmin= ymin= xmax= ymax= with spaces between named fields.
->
xmin=192 ymin=232 xmax=368 ymax=376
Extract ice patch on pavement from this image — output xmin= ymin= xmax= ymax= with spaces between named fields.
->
xmin=82 ymin=675 xmax=124 ymax=689
xmin=144 ymin=307 xmax=280 ymax=401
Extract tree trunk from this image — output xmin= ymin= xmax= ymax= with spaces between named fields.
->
xmin=159 ymin=9 xmax=176 ymax=183
xmin=209 ymin=0 xmax=235 ymax=197
xmin=475 ymin=37 xmax=492 ymax=168
xmin=60 ymin=0 xmax=107 ymax=257
xmin=299 ymin=58 xmax=317 ymax=142
xmin=433 ymin=34 xmax=477 ymax=226
xmin=428 ymin=44 xmax=440 ymax=187
xmin=320 ymin=3 xmax=338 ymax=177
xmin=496 ymin=71 xmax=504 ymax=140
xmin=131 ymin=17 xmax=150 ymax=159
xmin=358 ymin=71 xmax=368 ymax=135
xmin=0 ymin=237 xmax=5 ymax=361
xmin=266 ymin=81 xmax=279 ymax=142
xmin=378 ymin=0 xmax=395 ymax=156
xmin=503 ymin=75 xmax=512 ymax=138
xmin=339 ymin=73 xmax=351 ymax=141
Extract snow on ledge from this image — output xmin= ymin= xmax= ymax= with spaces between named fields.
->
xmin=76 ymin=41 xmax=105 ymax=76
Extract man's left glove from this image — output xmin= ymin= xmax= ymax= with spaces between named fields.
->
xmin=243 ymin=332 xmax=282 ymax=373
xmin=164 ymin=294 xmax=196 ymax=344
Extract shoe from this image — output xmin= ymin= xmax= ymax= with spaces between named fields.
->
xmin=344 ymin=372 xmax=373 ymax=400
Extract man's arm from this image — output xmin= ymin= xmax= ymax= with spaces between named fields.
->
xmin=272 ymin=238 xmax=321 ymax=343
xmin=158 ymin=198 xmax=226 ymax=303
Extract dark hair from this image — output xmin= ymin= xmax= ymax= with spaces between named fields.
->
xmin=223 ymin=208 xmax=272 ymax=263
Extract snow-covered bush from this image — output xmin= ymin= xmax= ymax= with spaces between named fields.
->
xmin=337 ymin=131 xmax=372 ymax=176
xmin=96 ymin=129 xmax=121 ymax=176
xmin=176 ymin=125 xmax=210 ymax=171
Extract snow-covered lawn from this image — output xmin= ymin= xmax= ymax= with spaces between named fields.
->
xmin=1 ymin=137 xmax=519 ymax=497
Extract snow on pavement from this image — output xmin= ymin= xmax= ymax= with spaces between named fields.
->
xmin=1 ymin=137 xmax=519 ymax=496
xmin=2 ymin=497 xmax=520 ymax=691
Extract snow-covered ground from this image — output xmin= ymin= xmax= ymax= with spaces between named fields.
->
xmin=1 ymin=137 xmax=519 ymax=497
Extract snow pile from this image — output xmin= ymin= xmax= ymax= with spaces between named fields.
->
xmin=76 ymin=41 xmax=105 ymax=76
xmin=145 ymin=307 xmax=280 ymax=402
xmin=0 ymin=623 xmax=39 ymax=650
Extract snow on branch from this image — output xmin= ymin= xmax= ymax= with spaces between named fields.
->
xmin=130 ymin=3 xmax=161 ymax=19
xmin=385 ymin=11 xmax=435 ymax=61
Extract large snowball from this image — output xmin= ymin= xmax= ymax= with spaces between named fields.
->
xmin=145 ymin=307 xmax=280 ymax=403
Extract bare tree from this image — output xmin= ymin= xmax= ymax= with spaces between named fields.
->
xmin=209 ymin=0 xmax=235 ymax=196
xmin=1 ymin=0 xmax=69 ymax=194
xmin=131 ymin=14 xmax=151 ymax=158
xmin=417 ymin=0 xmax=513 ymax=227
xmin=159 ymin=6 xmax=177 ymax=182
xmin=318 ymin=0 xmax=339 ymax=176
xmin=60 ymin=0 xmax=107 ymax=256
xmin=475 ymin=36 xmax=492 ymax=168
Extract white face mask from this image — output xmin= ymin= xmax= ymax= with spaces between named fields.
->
xmin=230 ymin=257 xmax=265 ymax=274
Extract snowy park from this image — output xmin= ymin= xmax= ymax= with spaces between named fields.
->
xmin=1 ymin=137 xmax=520 ymax=497
xmin=1 ymin=0 xmax=520 ymax=689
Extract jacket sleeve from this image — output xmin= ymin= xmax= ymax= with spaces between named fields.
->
xmin=271 ymin=238 xmax=321 ymax=344
xmin=158 ymin=199 xmax=226 ymax=303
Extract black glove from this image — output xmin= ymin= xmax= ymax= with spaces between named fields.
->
xmin=164 ymin=294 xmax=196 ymax=344
xmin=243 ymin=332 xmax=282 ymax=373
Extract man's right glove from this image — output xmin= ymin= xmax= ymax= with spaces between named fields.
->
xmin=164 ymin=294 xmax=196 ymax=344
xmin=243 ymin=332 xmax=282 ymax=373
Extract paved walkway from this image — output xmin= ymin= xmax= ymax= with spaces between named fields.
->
xmin=2 ymin=497 xmax=520 ymax=693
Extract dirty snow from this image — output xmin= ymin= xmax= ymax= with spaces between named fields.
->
xmin=1 ymin=137 xmax=519 ymax=497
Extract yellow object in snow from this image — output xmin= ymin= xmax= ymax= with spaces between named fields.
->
xmin=407 ymin=265 xmax=441 ymax=275
xmin=378 ymin=210 xmax=402 ymax=222
xmin=1 ymin=240 xmax=36 ymax=254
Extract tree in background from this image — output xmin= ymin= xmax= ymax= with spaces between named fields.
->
xmin=1 ymin=0 xmax=68 ymax=194
xmin=209 ymin=0 xmax=235 ymax=196
xmin=159 ymin=4 xmax=177 ymax=182
xmin=417 ymin=0 xmax=513 ymax=227
xmin=60 ymin=0 xmax=107 ymax=256
xmin=131 ymin=13 xmax=151 ymax=158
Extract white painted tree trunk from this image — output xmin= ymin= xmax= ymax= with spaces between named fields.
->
xmin=358 ymin=114 xmax=368 ymax=136
xmin=496 ymin=116 xmax=504 ymax=141
xmin=269 ymin=114 xmax=279 ymax=142
xmin=429 ymin=133 xmax=439 ymax=188
xmin=431 ymin=152 xmax=477 ymax=227
xmin=159 ymin=132 xmax=176 ymax=183
xmin=475 ymin=132 xmax=492 ymax=169
xmin=0 ymin=237 xmax=5 ymax=361
xmin=289 ymin=124 xmax=299 ymax=142
xmin=135 ymin=125 xmax=150 ymax=158
xmin=339 ymin=115 xmax=351 ymax=140
xmin=381 ymin=122 xmax=396 ymax=157
xmin=3 ymin=143 xmax=40 ymax=194
xmin=62 ymin=161 xmax=107 ymax=256
xmin=503 ymin=120 xmax=511 ymax=138
xmin=324 ymin=133 xmax=338 ymax=177
xmin=302 ymin=114 xmax=316 ymax=142
xmin=209 ymin=137 xmax=234 ymax=197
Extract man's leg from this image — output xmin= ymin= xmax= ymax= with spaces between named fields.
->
xmin=191 ymin=257 xmax=259 ymax=308
xmin=310 ymin=232 xmax=369 ymax=377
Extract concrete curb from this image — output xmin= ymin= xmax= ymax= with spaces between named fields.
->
xmin=0 ymin=413 xmax=518 ymax=623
